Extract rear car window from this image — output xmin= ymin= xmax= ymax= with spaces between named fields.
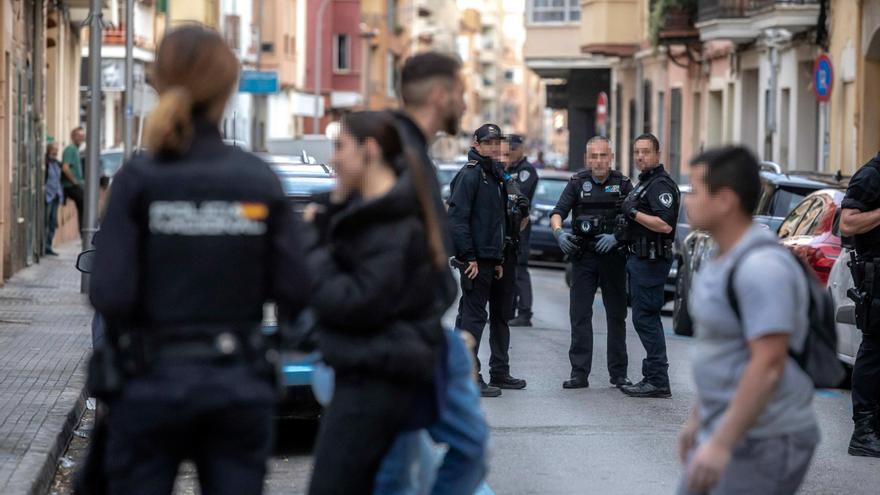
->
xmin=769 ymin=188 xmax=810 ymax=217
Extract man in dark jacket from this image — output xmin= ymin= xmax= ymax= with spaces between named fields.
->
xmin=449 ymin=124 xmax=527 ymax=397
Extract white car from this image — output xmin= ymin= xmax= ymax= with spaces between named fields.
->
xmin=829 ymin=248 xmax=861 ymax=366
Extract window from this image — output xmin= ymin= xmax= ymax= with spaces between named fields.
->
xmin=778 ymin=198 xmax=815 ymax=239
xmin=528 ymin=0 xmax=581 ymax=24
xmin=334 ymin=34 xmax=351 ymax=73
xmin=224 ymin=15 xmax=240 ymax=51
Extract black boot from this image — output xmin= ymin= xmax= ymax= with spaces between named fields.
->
xmin=849 ymin=411 xmax=880 ymax=457
xmin=508 ymin=313 xmax=532 ymax=327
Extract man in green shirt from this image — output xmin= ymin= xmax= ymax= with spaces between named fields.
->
xmin=62 ymin=126 xmax=85 ymax=230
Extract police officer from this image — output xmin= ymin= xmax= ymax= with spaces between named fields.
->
xmin=618 ymin=133 xmax=678 ymax=398
xmin=449 ymin=124 xmax=527 ymax=397
xmin=86 ymin=26 xmax=311 ymax=494
xmin=840 ymin=154 xmax=880 ymax=458
xmin=506 ymin=134 xmax=538 ymax=327
xmin=550 ymin=136 xmax=632 ymax=389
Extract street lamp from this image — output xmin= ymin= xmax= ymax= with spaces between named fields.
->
xmin=313 ymin=0 xmax=332 ymax=135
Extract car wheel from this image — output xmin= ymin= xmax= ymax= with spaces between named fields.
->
xmin=672 ymin=271 xmax=693 ymax=336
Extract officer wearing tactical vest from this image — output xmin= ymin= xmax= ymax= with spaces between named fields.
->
xmin=618 ymin=133 xmax=679 ymax=398
xmin=449 ymin=124 xmax=528 ymax=398
xmin=550 ymin=136 xmax=633 ymax=390
xmin=840 ymin=153 xmax=880 ymax=458
xmin=506 ymin=134 xmax=539 ymax=328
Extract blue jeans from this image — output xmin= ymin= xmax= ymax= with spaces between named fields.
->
xmin=374 ymin=328 xmax=488 ymax=495
xmin=626 ymin=257 xmax=672 ymax=389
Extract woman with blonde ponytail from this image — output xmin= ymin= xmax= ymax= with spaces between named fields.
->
xmin=84 ymin=24 xmax=311 ymax=495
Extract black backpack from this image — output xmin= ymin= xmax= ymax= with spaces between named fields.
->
xmin=726 ymin=240 xmax=846 ymax=389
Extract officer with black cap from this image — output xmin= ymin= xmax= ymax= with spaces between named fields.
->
xmin=617 ymin=133 xmax=679 ymax=399
xmin=550 ymin=136 xmax=632 ymax=390
xmin=506 ymin=134 xmax=538 ymax=328
xmin=449 ymin=123 xmax=528 ymax=397
xmin=840 ymin=154 xmax=880 ymax=457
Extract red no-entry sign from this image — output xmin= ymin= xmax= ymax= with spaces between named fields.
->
xmin=596 ymin=92 xmax=608 ymax=126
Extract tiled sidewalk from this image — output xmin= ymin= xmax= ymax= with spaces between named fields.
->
xmin=0 ymin=243 xmax=92 ymax=495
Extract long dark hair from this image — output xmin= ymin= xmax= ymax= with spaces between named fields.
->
xmin=146 ymin=25 xmax=239 ymax=157
xmin=341 ymin=111 xmax=446 ymax=271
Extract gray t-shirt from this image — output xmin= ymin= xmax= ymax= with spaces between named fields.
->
xmin=689 ymin=224 xmax=817 ymax=440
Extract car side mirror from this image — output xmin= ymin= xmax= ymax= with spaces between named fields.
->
xmin=76 ymin=250 xmax=96 ymax=274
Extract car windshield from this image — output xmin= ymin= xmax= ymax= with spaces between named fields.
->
xmin=769 ymin=188 xmax=810 ymax=217
xmin=534 ymin=179 xmax=567 ymax=205
xmin=278 ymin=175 xmax=335 ymax=196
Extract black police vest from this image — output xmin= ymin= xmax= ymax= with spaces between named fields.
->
xmin=572 ymin=172 xmax=625 ymax=235
xmin=854 ymin=157 xmax=880 ymax=257
xmin=627 ymin=170 xmax=678 ymax=242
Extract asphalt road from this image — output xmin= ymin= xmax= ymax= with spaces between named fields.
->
xmin=56 ymin=267 xmax=880 ymax=494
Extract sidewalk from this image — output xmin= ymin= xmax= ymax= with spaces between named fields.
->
xmin=0 ymin=243 xmax=93 ymax=495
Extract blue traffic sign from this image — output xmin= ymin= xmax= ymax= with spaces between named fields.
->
xmin=814 ymin=55 xmax=833 ymax=102
xmin=239 ymin=70 xmax=279 ymax=94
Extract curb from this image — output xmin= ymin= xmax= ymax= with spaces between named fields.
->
xmin=14 ymin=375 xmax=87 ymax=495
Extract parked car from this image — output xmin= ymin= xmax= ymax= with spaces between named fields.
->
xmin=672 ymin=169 xmax=849 ymax=336
xmin=528 ymin=169 xmax=572 ymax=261
xmin=265 ymin=155 xmax=335 ymax=419
xmin=829 ymin=248 xmax=860 ymax=366
xmin=777 ymin=188 xmax=845 ymax=286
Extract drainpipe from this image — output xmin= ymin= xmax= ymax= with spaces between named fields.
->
xmin=123 ymin=0 xmax=133 ymax=158
xmin=34 ymin=0 xmax=46 ymax=261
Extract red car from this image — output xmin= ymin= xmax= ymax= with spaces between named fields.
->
xmin=777 ymin=189 xmax=845 ymax=286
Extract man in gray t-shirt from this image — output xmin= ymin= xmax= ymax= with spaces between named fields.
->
xmin=677 ymin=147 xmax=819 ymax=495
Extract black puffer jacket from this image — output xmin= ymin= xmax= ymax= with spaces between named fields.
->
xmin=305 ymin=171 xmax=443 ymax=383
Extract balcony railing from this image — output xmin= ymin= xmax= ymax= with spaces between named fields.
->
xmin=697 ymin=0 xmax=748 ymax=24
xmin=747 ymin=0 xmax=819 ymax=15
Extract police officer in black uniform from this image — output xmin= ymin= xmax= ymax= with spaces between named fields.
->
xmin=449 ymin=124 xmax=528 ymax=397
xmin=618 ymin=133 xmax=679 ymax=399
xmin=85 ymin=26 xmax=311 ymax=495
xmin=840 ymin=153 xmax=880 ymax=458
xmin=506 ymin=134 xmax=538 ymax=328
xmin=550 ymin=136 xmax=632 ymax=389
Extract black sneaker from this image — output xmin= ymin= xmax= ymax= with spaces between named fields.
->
xmin=508 ymin=315 xmax=532 ymax=327
xmin=610 ymin=376 xmax=632 ymax=388
xmin=479 ymin=377 xmax=502 ymax=398
xmin=44 ymin=249 xmax=59 ymax=256
xmin=490 ymin=375 xmax=527 ymax=390
xmin=562 ymin=377 xmax=589 ymax=389
xmin=620 ymin=381 xmax=671 ymax=398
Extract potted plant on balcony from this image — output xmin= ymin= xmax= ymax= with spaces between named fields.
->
xmin=650 ymin=0 xmax=698 ymax=46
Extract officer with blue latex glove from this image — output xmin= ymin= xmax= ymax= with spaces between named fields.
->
xmin=549 ymin=136 xmax=633 ymax=391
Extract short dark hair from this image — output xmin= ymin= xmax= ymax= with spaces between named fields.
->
xmin=71 ymin=126 xmax=84 ymax=138
xmin=400 ymin=52 xmax=462 ymax=106
xmin=690 ymin=146 xmax=761 ymax=216
xmin=634 ymin=133 xmax=660 ymax=152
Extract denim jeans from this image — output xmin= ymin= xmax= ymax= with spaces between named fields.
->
xmin=374 ymin=328 xmax=488 ymax=495
xmin=45 ymin=199 xmax=59 ymax=252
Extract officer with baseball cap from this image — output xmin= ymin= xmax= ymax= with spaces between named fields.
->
xmin=448 ymin=124 xmax=528 ymax=397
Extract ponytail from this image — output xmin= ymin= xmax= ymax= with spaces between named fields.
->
xmin=145 ymin=86 xmax=195 ymax=157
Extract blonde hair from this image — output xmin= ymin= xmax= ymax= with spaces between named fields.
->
xmin=146 ymin=24 xmax=239 ymax=157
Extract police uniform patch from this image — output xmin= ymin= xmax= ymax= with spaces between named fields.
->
xmin=519 ymin=170 xmax=531 ymax=182
xmin=659 ymin=193 xmax=673 ymax=208
xmin=582 ymin=182 xmax=593 ymax=193
xmin=604 ymin=185 xmax=620 ymax=193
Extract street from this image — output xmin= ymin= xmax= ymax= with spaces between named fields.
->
xmin=169 ymin=267 xmax=880 ymax=494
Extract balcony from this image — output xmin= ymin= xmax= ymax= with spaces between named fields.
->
xmin=746 ymin=0 xmax=820 ymax=33
xmin=696 ymin=0 xmax=758 ymax=43
xmin=580 ymin=0 xmax=641 ymax=57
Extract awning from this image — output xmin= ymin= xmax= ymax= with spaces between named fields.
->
xmin=330 ymin=91 xmax=363 ymax=109
xmin=291 ymin=92 xmax=324 ymax=118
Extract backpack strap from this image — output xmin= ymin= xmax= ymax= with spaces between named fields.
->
xmin=725 ymin=239 xmax=813 ymax=369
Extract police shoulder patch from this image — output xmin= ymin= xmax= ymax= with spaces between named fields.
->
xmin=466 ymin=160 xmax=479 ymax=168
xmin=659 ymin=192 xmax=674 ymax=208
xmin=518 ymin=170 xmax=531 ymax=182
